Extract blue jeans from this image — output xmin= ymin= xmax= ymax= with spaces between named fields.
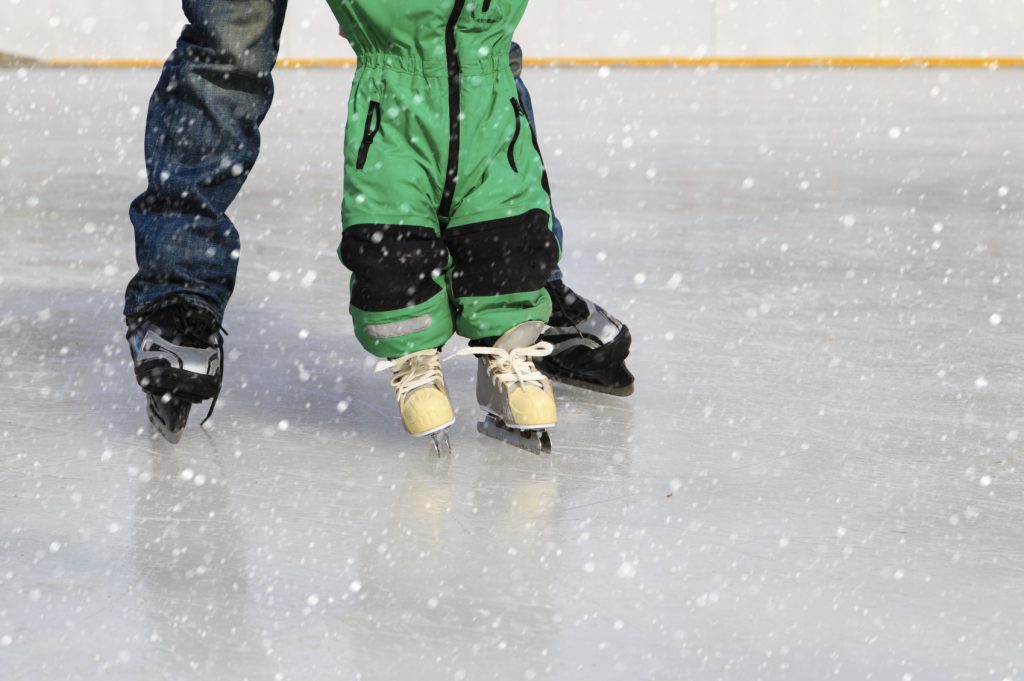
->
xmin=125 ymin=6 xmax=562 ymax=321
xmin=124 ymin=0 xmax=288 ymax=321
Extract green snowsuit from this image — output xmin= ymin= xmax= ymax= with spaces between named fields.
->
xmin=325 ymin=0 xmax=559 ymax=359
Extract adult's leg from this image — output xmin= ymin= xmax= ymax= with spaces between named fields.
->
xmin=125 ymin=0 xmax=289 ymax=323
xmin=509 ymin=43 xmax=635 ymax=395
xmin=510 ymin=42 xmax=563 ymax=281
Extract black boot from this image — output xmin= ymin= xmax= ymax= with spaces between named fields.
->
xmin=126 ymin=302 xmax=225 ymax=442
xmin=536 ymin=280 xmax=635 ymax=396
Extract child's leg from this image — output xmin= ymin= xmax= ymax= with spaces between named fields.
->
xmin=335 ymin=61 xmax=457 ymax=441
xmin=337 ymin=68 xmax=455 ymax=359
xmin=341 ymin=205 xmax=457 ymax=442
xmin=332 ymin=0 xmax=557 ymax=442
xmin=340 ymin=221 xmax=453 ymax=358
xmin=442 ymin=54 xmax=561 ymax=437
xmin=443 ymin=68 xmax=560 ymax=342
xmin=443 ymin=209 xmax=560 ymax=343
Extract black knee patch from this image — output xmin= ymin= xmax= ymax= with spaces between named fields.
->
xmin=341 ymin=224 xmax=448 ymax=312
xmin=443 ymin=209 xmax=559 ymax=298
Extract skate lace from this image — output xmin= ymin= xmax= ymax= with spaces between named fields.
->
xmin=375 ymin=349 xmax=443 ymax=403
xmin=451 ymin=342 xmax=553 ymax=389
xmin=199 ymin=327 xmax=227 ymax=427
xmin=164 ymin=306 xmax=227 ymax=428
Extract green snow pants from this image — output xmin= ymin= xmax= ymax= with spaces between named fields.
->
xmin=326 ymin=0 xmax=560 ymax=358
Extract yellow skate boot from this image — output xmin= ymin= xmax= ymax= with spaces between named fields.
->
xmin=455 ymin=322 xmax=557 ymax=452
xmin=376 ymin=349 xmax=454 ymax=452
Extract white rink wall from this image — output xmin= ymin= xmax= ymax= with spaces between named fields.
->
xmin=1 ymin=0 xmax=1023 ymax=62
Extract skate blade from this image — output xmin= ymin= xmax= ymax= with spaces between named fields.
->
xmin=410 ymin=418 xmax=455 ymax=457
xmin=429 ymin=430 xmax=452 ymax=457
xmin=477 ymin=415 xmax=552 ymax=454
xmin=147 ymin=395 xmax=190 ymax=445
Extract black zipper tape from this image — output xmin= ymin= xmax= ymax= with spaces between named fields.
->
xmin=439 ymin=0 xmax=467 ymax=218
xmin=356 ymin=100 xmax=382 ymax=170
xmin=507 ymin=97 xmax=521 ymax=173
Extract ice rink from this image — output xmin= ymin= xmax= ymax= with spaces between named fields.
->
xmin=2 ymin=65 xmax=1023 ymax=680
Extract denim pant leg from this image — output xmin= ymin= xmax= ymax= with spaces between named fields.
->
xmin=124 ymin=0 xmax=289 ymax=322
xmin=515 ymin=75 xmax=565 ymax=282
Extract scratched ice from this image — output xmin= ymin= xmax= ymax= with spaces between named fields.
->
xmin=0 ymin=67 xmax=1022 ymax=680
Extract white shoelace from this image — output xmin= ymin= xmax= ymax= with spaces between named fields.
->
xmin=375 ymin=349 xmax=444 ymax=403
xmin=451 ymin=341 xmax=554 ymax=389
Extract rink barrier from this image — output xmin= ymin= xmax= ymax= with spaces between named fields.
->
xmin=36 ymin=56 xmax=1024 ymax=69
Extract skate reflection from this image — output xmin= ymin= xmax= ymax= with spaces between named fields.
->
xmin=131 ymin=443 xmax=263 ymax=679
xmin=348 ymin=450 xmax=561 ymax=680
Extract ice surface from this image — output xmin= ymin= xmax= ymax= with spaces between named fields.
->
xmin=1 ymin=66 xmax=1023 ymax=680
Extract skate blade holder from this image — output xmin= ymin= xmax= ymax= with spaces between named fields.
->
xmin=147 ymin=393 xmax=192 ymax=445
xmin=416 ymin=420 xmax=454 ymax=457
xmin=477 ymin=414 xmax=552 ymax=454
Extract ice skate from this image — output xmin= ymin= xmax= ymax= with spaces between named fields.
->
xmin=127 ymin=303 xmax=225 ymax=443
xmin=376 ymin=349 xmax=454 ymax=456
xmin=455 ymin=321 xmax=556 ymax=454
xmin=536 ymin=280 xmax=635 ymax=396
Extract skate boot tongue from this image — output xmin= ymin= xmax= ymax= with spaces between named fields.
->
xmin=450 ymin=322 xmax=553 ymax=390
xmin=494 ymin=321 xmax=545 ymax=352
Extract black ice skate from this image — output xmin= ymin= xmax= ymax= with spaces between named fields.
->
xmin=127 ymin=303 xmax=225 ymax=443
xmin=535 ymin=280 xmax=635 ymax=396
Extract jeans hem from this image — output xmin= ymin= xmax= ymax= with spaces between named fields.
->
xmin=124 ymin=293 xmax=223 ymax=327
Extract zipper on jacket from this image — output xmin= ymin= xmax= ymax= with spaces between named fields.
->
xmin=439 ymin=0 xmax=467 ymax=218
xmin=507 ymin=97 xmax=522 ymax=173
xmin=356 ymin=101 xmax=382 ymax=170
